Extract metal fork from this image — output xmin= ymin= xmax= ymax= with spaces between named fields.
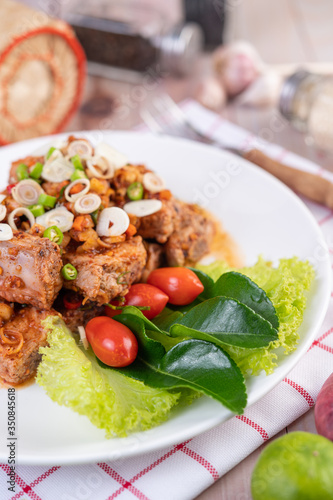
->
xmin=140 ymin=92 xmax=240 ymax=153
xmin=140 ymin=93 xmax=333 ymax=210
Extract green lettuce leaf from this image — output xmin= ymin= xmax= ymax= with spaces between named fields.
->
xmin=36 ymin=316 xmax=180 ymax=438
xmin=196 ymin=256 xmax=314 ymax=375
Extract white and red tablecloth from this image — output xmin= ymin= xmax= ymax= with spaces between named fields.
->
xmin=1 ymin=100 xmax=333 ymax=500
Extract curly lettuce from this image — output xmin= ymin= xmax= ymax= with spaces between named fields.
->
xmin=36 ymin=316 xmax=180 ymax=437
xmin=197 ymin=257 xmax=314 ymax=375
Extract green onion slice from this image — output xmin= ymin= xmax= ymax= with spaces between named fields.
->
xmin=38 ymin=193 xmax=57 ymax=208
xmin=71 ymin=155 xmax=84 ymax=171
xmin=16 ymin=164 xmax=29 ymax=181
xmin=70 ymin=169 xmax=88 ymax=182
xmin=30 ymin=162 xmax=43 ymax=180
xmin=46 ymin=147 xmax=56 ymax=160
xmin=28 ymin=204 xmax=45 ymax=217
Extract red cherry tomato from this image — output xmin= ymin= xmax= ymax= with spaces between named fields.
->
xmin=7 ymin=183 xmax=17 ymax=194
xmin=147 ymin=267 xmax=204 ymax=306
xmin=85 ymin=316 xmax=138 ymax=367
xmin=63 ymin=292 xmax=82 ymax=310
xmin=105 ymin=283 xmax=169 ymax=320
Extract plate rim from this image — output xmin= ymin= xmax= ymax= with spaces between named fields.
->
xmin=0 ymin=130 xmax=331 ymax=465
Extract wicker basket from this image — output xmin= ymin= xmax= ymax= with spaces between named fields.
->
xmin=0 ymin=0 xmax=86 ymax=144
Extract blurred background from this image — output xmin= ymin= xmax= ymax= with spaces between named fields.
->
xmin=1 ymin=0 xmax=333 ymax=166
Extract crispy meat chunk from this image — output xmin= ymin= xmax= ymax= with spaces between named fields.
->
xmin=0 ymin=232 xmax=63 ymax=309
xmin=59 ymin=304 xmax=105 ymax=332
xmin=137 ymin=199 xmax=180 ymax=244
xmin=63 ymin=236 xmax=147 ymax=305
xmin=141 ymin=243 xmax=164 ymax=282
xmin=0 ymin=307 xmax=58 ymax=385
xmin=165 ymin=203 xmax=216 ymax=267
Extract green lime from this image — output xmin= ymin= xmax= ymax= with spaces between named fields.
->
xmin=251 ymin=431 xmax=333 ymax=500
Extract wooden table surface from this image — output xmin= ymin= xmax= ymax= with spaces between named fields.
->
xmin=65 ymin=58 xmax=326 ymax=500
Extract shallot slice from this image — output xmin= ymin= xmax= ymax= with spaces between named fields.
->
xmin=95 ymin=142 xmax=128 ymax=169
xmin=96 ymin=207 xmax=130 ymax=237
xmin=123 ymin=199 xmax=162 ymax=217
xmin=0 ymin=205 xmax=7 ymax=222
xmin=8 ymin=207 xmax=35 ymax=231
xmin=142 ymin=173 xmax=165 ymax=193
xmin=65 ymin=179 xmax=90 ymax=202
xmin=0 ymin=224 xmax=13 ymax=241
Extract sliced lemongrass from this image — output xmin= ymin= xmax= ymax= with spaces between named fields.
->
xmin=86 ymin=156 xmax=115 ymax=180
xmin=65 ymin=179 xmax=90 ymax=202
xmin=142 ymin=172 xmax=166 ymax=193
xmin=95 ymin=142 xmax=128 ymax=169
xmin=96 ymin=207 xmax=129 ymax=237
xmin=0 ymin=224 xmax=13 ymax=241
xmin=78 ymin=326 xmax=89 ymax=350
xmin=36 ymin=206 xmax=74 ymax=233
xmin=12 ymin=179 xmax=44 ymax=207
xmin=74 ymin=194 xmax=101 ymax=214
xmin=0 ymin=194 xmax=7 ymax=203
xmin=8 ymin=207 xmax=35 ymax=231
xmin=123 ymin=199 xmax=162 ymax=217
xmin=0 ymin=205 xmax=7 ymax=222
xmin=41 ymin=157 xmax=75 ymax=182
xmin=68 ymin=140 xmax=93 ymax=159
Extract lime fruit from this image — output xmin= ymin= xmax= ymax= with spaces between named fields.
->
xmin=251 ymin=431 xmax=333 ymax=500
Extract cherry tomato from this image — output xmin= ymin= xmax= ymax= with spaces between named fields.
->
xmin=105 ymin=283 xmax=169 ymax=320
xmin=63 ymin=292 xmax=82 ymax=310
xmin=147 ymin=267 xmax=204 ymax=306
xmin=85 ymin=316 xmax=138 ymax=367
xmin=7 ymin=183 xmax=17 ymax=194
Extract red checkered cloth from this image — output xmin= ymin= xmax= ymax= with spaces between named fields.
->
xmin=1 ymin=101 xmax=333 ymax=500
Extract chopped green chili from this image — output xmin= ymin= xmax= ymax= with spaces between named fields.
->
xmin=43 ymin=226 xmax=64 ymax=244
xmin=127 ymin=182 xmax=144 ymax=201
xmin=62 ymin=264 xmax=78 ymax=280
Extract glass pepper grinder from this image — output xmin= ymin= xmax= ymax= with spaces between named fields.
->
xmin=279 ymin=70 xmax=333 ymax=153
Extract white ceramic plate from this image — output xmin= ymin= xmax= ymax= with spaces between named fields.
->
xmin=0 ymin=132 xmax=331 ymax=465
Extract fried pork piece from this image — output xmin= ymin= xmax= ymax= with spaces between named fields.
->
xmin=63 ymin=236 xmax=147 ymax=305
xmin=0 ymin=307 xmax=58 ymax=385
xmin=0 ymin=232 xmax=63 ymax=309
xmin=137 ymin=199 xmax=180 ymax=244
xmin=141 ymin=243 xmax=165 ymax=282
xmin=59 ymin=303 xmax=105 ymax=332
xmin=165 ymin=203 xmax=216 ymax=267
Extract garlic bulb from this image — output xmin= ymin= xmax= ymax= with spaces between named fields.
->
xmin=142 ymin=173 xmax=165 ymax=193
xmin=36 ymin=206 xmax=74 ymax=233
xmin=195 ymin=77 xmax=227 ymax=111
xmin=213 ymin=41 xmax=264 ymax=97
xmin=0 ymin=224 xmax=13 ymax=241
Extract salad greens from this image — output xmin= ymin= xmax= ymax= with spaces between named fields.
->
xmin=36 ymin=316 xmax=181 ymax=438
xmin=36 ymin=256 xmax=314 ymax=437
